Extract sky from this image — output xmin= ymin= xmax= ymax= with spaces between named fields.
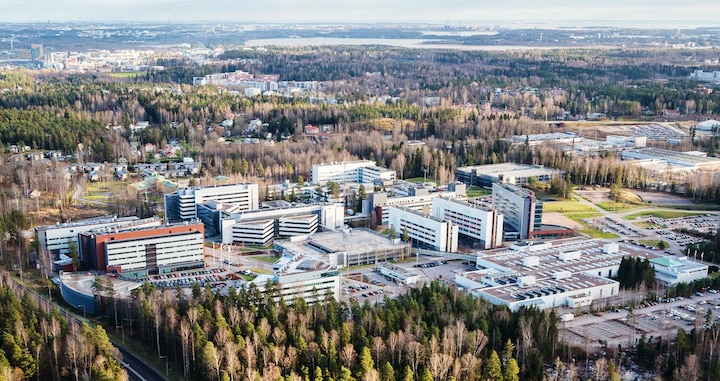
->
xmin=1 ymin=0 xmax=720 ymax=27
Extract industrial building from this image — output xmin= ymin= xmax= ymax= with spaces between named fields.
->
xmin=622 ymin=148 xmax=720 ymax=174
xmin=387 ymin=206 xmax=459 ymax=252
xmin=220 ymin=201 xmax=344 ymax=245
xmin=455 ymin=238 xmax=707 ymax=311
xmin=310 ymin=160 xmax=395 ymax=185
xmin=492 ymin=183 xmax=542 ymax=240
xmin=78 ymin=222 xmax=206 ymax=278
xmin=164 ymin=182 xmax=259 ymax=224
xmin=456 ymin=163 xmax=563 ymax=188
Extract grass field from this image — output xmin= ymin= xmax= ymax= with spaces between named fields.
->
xmin=543 ymin=201 xmax=596 ymax=213
xmin=107 ymin=72 xmax=143 ymax=78
xmin=545 ymin=203 xmax=618 ymax=238
xmin=580 ymin=226 xmax=619 ymax=239
xmin=467 ymin=186 xmax=490 ymax=198
xmin=596 ymin=202 xmax=638 ymax=212
xmin=403 ymin=177 xmax=438 ymax=185
xmin=624 ymin=210 xmax=703 ymax=220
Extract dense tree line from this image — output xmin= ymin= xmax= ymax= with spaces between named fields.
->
xmin=115 ymin=280 xmax=568 ymax=381
xmin=615 ymin=256 xmax=656 ymax=290
xmin=0 ymin=272 xmax=126 ymax=380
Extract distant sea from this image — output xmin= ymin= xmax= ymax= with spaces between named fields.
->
xmin=244 ymin=38 xmax=586 ymax=51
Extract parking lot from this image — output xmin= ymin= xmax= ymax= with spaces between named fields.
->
xmin=563 ymin=291 xmax=720 ymax=350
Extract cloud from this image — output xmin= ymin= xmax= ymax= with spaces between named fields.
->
xmin=1 ymin=0 xmax=719 ymax=24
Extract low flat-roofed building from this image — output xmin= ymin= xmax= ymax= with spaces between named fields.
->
xmin=376 ymin=262 xmax=420 ymax=285
xmin=650 ymin=256 xmax=708 ymax=286
xmin=456 ymin=163 xmax=563 ymax=188
xmin=273 ymin=228 xmax=409 ymax=268
xmin=455 ymin=237 xmax=703 ymax=311
xmin=622 ymin=148 xmax=720 ymax=174
xmin=269 ymin=251 xmax=340 ymax=304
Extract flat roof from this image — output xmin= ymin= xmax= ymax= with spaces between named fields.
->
xmin=464 ymin=238 xmax=667 ymax=303
xmin=276 ymin=228 xmax=403 ymax=257
xmin=457 ymin=163 xmax=561 ymax=178
xmin=60 ymin=272 xmax=141 ymax=299
xmin=36 ymin=215 xmax=139 ymax=232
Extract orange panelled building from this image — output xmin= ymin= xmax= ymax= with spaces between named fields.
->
xmin=79 ymin=222 xmax=206 ymax=278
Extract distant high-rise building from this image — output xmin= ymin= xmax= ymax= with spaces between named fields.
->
xmin=30 ymin=44 xmax=43 ymax=62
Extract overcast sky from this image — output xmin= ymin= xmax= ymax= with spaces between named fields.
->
xmin=1 ymin=0 xmax=719 ymax=26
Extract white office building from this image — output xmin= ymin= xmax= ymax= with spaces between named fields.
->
xmin=311 ymin=160 xmax=395 ymax=185
xmin=387 ymin=206 xmax=458 ymax=252
xmin=432 ymin=197 xmax=503 ymax=249
xmin=492 ymin=183 xmax=542 ymax=240
xmin=650 ymin=257 xmax=709 ymax=286
xmin=165 ymin=182 xmax=259 ymax=223
xmin=36 ymin=216 xmax=142 ymax=257
xmin=221 ymin=202 xmax=343 ymax=245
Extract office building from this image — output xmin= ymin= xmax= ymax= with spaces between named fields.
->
xmin=492 ymin=183 xmax=542 ymax=240
xmin=650 ymin=257 xmax=708 ymax=286
xmin=78 ymin=222 xmax=205 ymax=278
xmin=311 ymin=160 xmax=395 ymax=185
xmin=432 ymin=197 xmax=503 ymax=249
xmin=220 ymin=201 xmax=344 ymax=245
xmin=36 ymin=216 xmax=141 ymax=257
xmin=370 ymin=181 xmax=466 ymax=225
xmin=165 ymin=182 xmax=259 ymax=224
xmin=456 ymin=163 xmax=562 ymax=188
xmin=387 ymin=206 xmax=458 ymax=252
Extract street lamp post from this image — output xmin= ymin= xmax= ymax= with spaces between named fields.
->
xmin=159 ymin=355 xmax=169 ymax=376
xmin=77 ymin=304 xmax=86 ymax=319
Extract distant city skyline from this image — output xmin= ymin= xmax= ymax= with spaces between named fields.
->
xmin=1 ymin=0 xmax=719 ymax=28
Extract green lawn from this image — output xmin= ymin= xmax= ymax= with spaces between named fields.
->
xmin=596 ymin=202 xmax=638 ymax=212
xmin=403 ymin=177 xmax=438 ymax=185
xmin=543 ymin=201 xmax=596 ymax=213
xmin=467 ymin=186 xmax=490 ymax=198
xmin=624 ymin=210 xmax=703 ymax=220
xmin=249 ymin=267 xmax=272 ymax=275
xmin=580 ymin=226 xmax=619 ymax=239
